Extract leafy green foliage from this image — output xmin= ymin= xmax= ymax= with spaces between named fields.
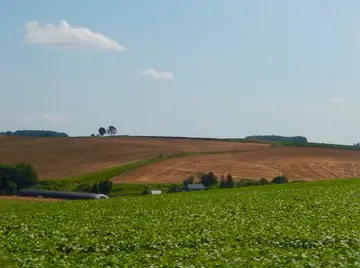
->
xmin=220 ymin=174 xmax=235 ymax=188
xmin=246 ymin=135 xmax=308 ymax=143
xmin=98 ymin=179 xmax=113 ymax=194
xmin=90 ymin=182 xmax=99 ymax=194
xmin=271 ymin=175 xmax=289 ymax=184
xmin=0 ymin=130 xmax=68 ymax=137
xmin=199 ymin=172 xmax=218 ymax=187
xmin=98 ymin=127 xmax=106 ymax=136
xmin=2 ymin=180 xmax=360 ymax=266
xmin=279 ymin=141 xmax=360 ymax=150
xmin=0 ymin=164 xmax=38 ymax=195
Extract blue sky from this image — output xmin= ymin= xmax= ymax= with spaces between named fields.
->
xmin=1 ymin=0 xmax=360 ymax=144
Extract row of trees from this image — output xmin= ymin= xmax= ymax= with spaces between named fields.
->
xmin=0 ymin=130 xmax=68 ymax=137
xmin=245 ymin=135 xmax=308 ymax=143
xmin=171 ymin=172 xmax=289 ymax=192
xmin=91 ymin=126 xmax=118 ymax=137
xmin=0 ymin=164 xmax=38 ymax=195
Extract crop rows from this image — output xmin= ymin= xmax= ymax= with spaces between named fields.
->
xmin=2 ymin=182 xmax=360 ymax=267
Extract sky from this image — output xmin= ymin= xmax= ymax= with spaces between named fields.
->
xmin=1 ymin=0 xmax=360 ymax=144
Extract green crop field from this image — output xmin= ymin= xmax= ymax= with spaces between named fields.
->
xmin=2 ymin=180 xmax=360 ymax=267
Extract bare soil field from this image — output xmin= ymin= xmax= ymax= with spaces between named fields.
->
xmin=0 ymin=196 xmax=62 ymax=202
xmin=0 ymin=136 xmax=269 ymax=179
xmin=112 ymin=147 xmax=360 ymax=183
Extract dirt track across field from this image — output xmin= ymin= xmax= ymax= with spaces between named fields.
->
xmin=112 ymin=147 xmax=360 ymax=183
xmin=0 ymin=136 xmax=270 ymax=179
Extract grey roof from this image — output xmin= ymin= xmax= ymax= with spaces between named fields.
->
xmin=187 ymin=184 xmax=206 ymax=189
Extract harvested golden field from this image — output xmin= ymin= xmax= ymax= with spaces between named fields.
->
xmin=112 ymin=147 xmax=360 ymax=183
xmin=0 ymin=136 xmax=269 ymax=179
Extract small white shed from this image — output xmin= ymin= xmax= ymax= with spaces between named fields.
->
xmin=151 ymin=190 xmax=162 ymax=195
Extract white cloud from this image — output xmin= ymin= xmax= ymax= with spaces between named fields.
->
xmin=24 ymin=20 xmax=127 ymax=52
xmin=139 ymin=68 xmax=175 ymax=80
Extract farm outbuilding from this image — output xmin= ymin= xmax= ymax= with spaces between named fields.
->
xmin=151 ymin=190 xmax=162 ymax=195
xmin=186 ymin=184 xmax=207 ymax=191
xmin=17 ymin=189 xmax=109 ymax=200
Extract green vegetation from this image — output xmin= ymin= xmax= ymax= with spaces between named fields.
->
xmin=279 ymin=141 xmax=360 ymax=150
xmin=0 ymin=130 xmax=68 ymax=137
xmin=2 ymin=179 xmax=360 ymax=266
xmin=0 ymin=164 xmax=38 ymax=195
xmin=246 ymin=135 xmax=308 ymax=143
xmin=29 ymin=150 xmax=250 ymax=194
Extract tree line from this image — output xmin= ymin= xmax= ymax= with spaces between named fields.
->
xmin=245 ymin=135 xmax=308 ymax=143
xmin=91 ymin=126 xmax=118 ymax=137
xmin=0 ymin=164 xmax=39 ymax=195
xmin=163 ymin=172 xmax=290 ymax=194
xmin=0 ymin=130 xmax=68 ymax=137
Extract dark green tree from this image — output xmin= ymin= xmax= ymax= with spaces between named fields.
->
xmin=5 ymin=181 xmax=17 ymax=195
xmin=169 ymin=184 xmax=181 ymax=193
xmin=226 ymin=174 xmax=235 ymax=188
xmin=199 ymin=172 xmax=218 ymax=187
xmin=271 ymin=175 xmax=288 ymax=184
xmin=220 ymin=174 xmax=226 ymax=188
xmin=90 ymin=182 xmax=99 ymax=193
xmin=98 ymin=179 xmax=113 ymax=195
xmin=142 ymin=186 xmax=150 ymax=195
xmin=107 ymin=126 xmax=117 ymax=136
xmin=98 ymin=127 xmax=106 ymax=136
xmin=259 ymin=178 xmax=269 ymax=185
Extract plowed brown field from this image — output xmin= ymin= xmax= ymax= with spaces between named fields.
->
xmin=0 ymin=136 xmax=269 ymax=179
xmin=112 ymin=147 xmax=360 ymax=183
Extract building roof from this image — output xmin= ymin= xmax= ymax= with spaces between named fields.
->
xmin=151 ymin=190 xmax=162 ymax=194
xmin=187 ymin=184 xmax=206 ymax=189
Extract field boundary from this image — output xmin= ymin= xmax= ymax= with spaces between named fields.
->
xmin=48 ymin=149 xmax=254 ymax=183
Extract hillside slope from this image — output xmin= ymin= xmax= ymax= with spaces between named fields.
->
xmin=0 ymin=136 xmax=269 ymax=179
xmin=112 ymin=147 xmax=360 ymax=183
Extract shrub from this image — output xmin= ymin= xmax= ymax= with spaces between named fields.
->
xmin=169 ymin=184 xmax=181 ymax=193
xmin=5 ymin=181 xmax=17 ymax=195
xmin=98 ymin=179 xmax=113 ymax=195
xmin=90 ymin=182 xmax=99 ymax=194
xmin=199 ymin=172 xmax=218 ymax=187
xmin=259 ymin=178 xmax=269 ymax=185
xmin=142 ymin=186 xmax=151 ymax=195
xmin=0 ymin=164 xmax=38 ymax=195
xmin=271 ymin=175 xmax=289 ymax=184
xmin=220 ymin=174 xmax=235 ymax=188
xmin=236 ymin=178 xmax=258 ymax=187
xmin=75 ymin=183 xmax=92 ymax=192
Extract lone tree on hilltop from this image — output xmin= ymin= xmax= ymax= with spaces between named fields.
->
xmin=98 ymin=127 xmax=106 ymax=136
xmin=107 ymin=126 xmax=117 ymax=136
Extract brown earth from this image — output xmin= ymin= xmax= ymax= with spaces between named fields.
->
xmin=0 ymin=196 xmax=62 ymax=202
xmin=0 ymin=136 xmax=270 ymax=179
xmin=112 ymin=147 xmax=360 ymax=183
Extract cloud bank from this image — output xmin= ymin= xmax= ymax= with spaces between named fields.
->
xmin=24 ymin=20 xmax=127 ymax=51
xmin=139 ymin=68 xmax=175 ymax=80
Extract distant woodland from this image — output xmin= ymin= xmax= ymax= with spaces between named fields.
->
xmin=0 ymin=130 xmax=68 ymax=137
xmin=245 ymin=135 xmax=308 ymax=143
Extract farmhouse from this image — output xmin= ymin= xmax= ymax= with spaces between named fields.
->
xmin=186 ymin=184 xmax=207 ymax=191
xmin=17 ymin=189 xmax=109 ymax=200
